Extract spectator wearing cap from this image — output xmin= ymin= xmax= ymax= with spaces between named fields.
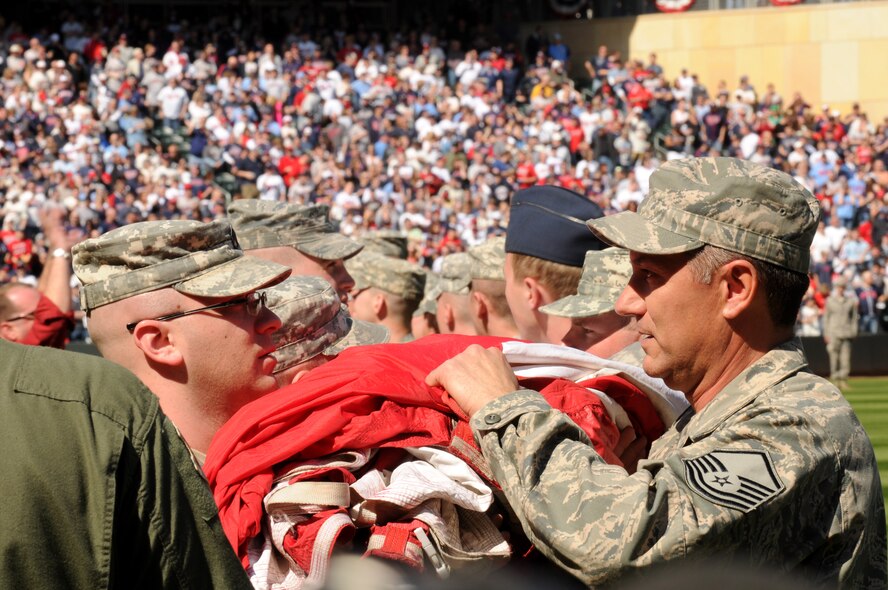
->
xmin=435 ymin=251 xmax=477 ymax=336
xmin=228 ymin=200 xmax=363 ymax=303
xmin=504 ymin=185 xmax=606 ymax=344
xmin=346 ymin=251 xmax=426 ymax=343
xmin=73 ymin=219 xmax=290 ymax=461
xmin=265 ymin=276 xmax=389 ymax=387
xmin=540 ymin=247 xmax=641 ymax=362
xmin=467 ymin=236 xmax=519 ymax=339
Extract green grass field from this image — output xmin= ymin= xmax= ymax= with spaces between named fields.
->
xmin=844 ymin=377 xmax=888 ymax=525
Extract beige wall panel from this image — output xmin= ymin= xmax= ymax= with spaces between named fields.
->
xmin=825 ymin=5 xmax=879 ymax=42
xmin=783 ymin=44 xmax=821 ymax=106
xmin=821 ymin=41 xmax=859 ymax=104
xmin=716 ymin=13 xmax=757 ymax=48
xmin=858 ymin=40 xmax=888 ymax=102
xmin=630 ymin=17 xmax=676 ymax=53
xmin=807 ymin=9 xmax=830 ymax=43
xmin=752 ymin=12 xmax=788 ymax=47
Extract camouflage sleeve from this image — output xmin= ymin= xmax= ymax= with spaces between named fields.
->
xmin=470 ymin=388 xmax=863 ymax=586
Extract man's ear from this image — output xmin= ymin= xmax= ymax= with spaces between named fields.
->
xmin=0 ymin=322 xmax=18 ymax=342
xmin=471 ymin=291 xmax=488 ymax=323
xmin=523 ymin=276 xmax=546 ymax=311
xmin=720 ymin=260 xmax=757 ymax=320
xmin=131 ymin=321 xmax=184 ymax=367
xmin=372 ymin=292 xmax=386 ymax=319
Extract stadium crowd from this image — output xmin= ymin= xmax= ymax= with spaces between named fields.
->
xmin=1 ymin=9 xmax=887 ymax=341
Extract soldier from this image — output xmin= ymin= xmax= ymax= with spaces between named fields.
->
xmin=0 ymin=340 xmax=252 ymax=589
xmin=358 ymin=229 xmax=410 ymax=260
xmin=435 ymin=251 xmax=478 ymax=336
xmin=822 ymin=277 xmax=858 ymax=390
xmin=427 ymin=158 xmax=886 ymax=587
xmin=266 ymin=275 xmax=389 ymax=387
xmin=73 ymin=220 xmax=290 ymax=463
xmin=504 ymin=185 xmax=605 ymax=343
xmin=467 ymin=236 xmax=520 ymax=339
xmin=540 ymin=247 xmax=641 ymax=362
xmin=410 ymin=271 xmax=440 ymax=339
xmin=346 ymin=251 xmax=426 ymax=343
xmin=228 ymin=200 xmax=363 ymax=303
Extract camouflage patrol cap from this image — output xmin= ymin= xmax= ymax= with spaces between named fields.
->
xmin=412 ymin=272 xmax=440 ymax=318
xmin=437 ymin=252 xmax=472 ymax=295
xmin=347 ymin=251 xmax=426 ymax=300
xmin=73 ymin=220 xmax=291 ymax=313
xmin=469 ymin=236 xmax=506 ymax=281
xmin=228 ymin=200 xmax=363 ymax=261
xmin=358 ymin=230 xmax=409 ymax=259
xmin=540 ymin=248 xmax=632 ymax=318
xmin=587 ymin=157 xmax=821 ymax=273
xmin=266 ymin=276 xmax=389 ymax=372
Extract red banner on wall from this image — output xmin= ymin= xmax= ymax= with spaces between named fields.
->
xmin=655 ymin=0 xmax=695 ymax=12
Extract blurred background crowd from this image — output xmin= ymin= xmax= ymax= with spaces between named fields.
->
xmin=1 ymin=5 xmax=887 ymax=341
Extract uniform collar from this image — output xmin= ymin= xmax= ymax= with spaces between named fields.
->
xmin=683 ymin=338 xmax=809 ymax=443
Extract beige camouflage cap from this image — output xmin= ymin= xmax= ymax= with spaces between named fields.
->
xmin=228 ymin=200 xmax=363 ymax=261
xmin=358 ymin=230 xmax=409 ymax=259
xmin=73 ymin=220 xmax=291 ymax=313
xmin=266 ymin=276 xmax=389 ymax=372
xmin=412 ymin=272 xmax=440 ymax=317
xmin=540 ymin=248 xmax=632 ymax=318
xmin=347 ymin=251 xmax=426 ymax=300
xmin=587 ymin=157 xmax=821 ymax=274
xmin=469 ymin=236 xmax=506 ymax=281
xmin=437 ymin=252 xmax=472 ymax=295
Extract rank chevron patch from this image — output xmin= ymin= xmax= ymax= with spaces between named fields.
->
xmin=682 ymin=449 xmax=785 ymax=513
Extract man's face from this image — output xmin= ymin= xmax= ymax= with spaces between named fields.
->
xmin=615 ymin=252 xmax=722 ymax=395
xmin=347 ymin=286 xmax=377 ymax=323
xmin=561 ymin=311 xmax=635 ymax=358
xmin=0 ymin=285 xmax=40 ymax=343
xmin=504 ymin=253 xmax=539 ymax=341
xmin=169 ymin=291 xmax=282 ymax=412
xmin=248 ymin=245 xmax=355 ymax=303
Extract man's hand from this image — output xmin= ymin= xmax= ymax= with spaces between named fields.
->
xmin=38 ymin=205 xmax=68 ymax=250
xmin=425 ymin=345 xmax=518 ymax=418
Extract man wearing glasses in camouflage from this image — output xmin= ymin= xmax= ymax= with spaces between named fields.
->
xmin=73 ymin=219 xmax=291 ymax=465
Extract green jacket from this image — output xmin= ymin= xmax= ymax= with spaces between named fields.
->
xmin=0 ymin=340 xmax=252 ymax=589
xmin=471 ymin=339 xmax=887 ymax=588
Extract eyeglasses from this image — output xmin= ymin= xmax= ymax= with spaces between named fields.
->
xmin=125 ymin=291 xmax=268 ymax=333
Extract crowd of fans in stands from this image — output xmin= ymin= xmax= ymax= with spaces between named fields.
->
xmin=1 ymin=9 xmax=887 ymax=341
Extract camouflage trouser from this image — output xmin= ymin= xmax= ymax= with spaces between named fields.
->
xmin=827 ymin=337 xmax=852 ymax=382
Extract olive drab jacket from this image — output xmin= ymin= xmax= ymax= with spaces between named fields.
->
xmin=0 ymin=340 xmax=251 ymax=589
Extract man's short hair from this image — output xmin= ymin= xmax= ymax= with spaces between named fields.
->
xmin=688 ymin=245 xmax=808 ymax=328
xmin=509 ymin=253 xmax=583 ymax=300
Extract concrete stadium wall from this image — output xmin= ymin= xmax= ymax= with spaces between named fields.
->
xmin=525 ymin=1 xmax=888 ymax=121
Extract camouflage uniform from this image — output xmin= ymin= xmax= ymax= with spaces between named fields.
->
xmin=74 ymin=219 xmax=290 ymax=313
xmin=468 ymin=236 xmax=507 ymax=282
xmin=822 ymin=282 xmax=859 ymax=388
xmin=346 ymin=251 xmax=426 ymax=301
xmin=540 ymin=248 xmax=631 ymax=318
xmin=469 ymin=158 xmax=887 ymax=587
xmin=266 ymin=275 xmax=389 ymax=372
xmin=437 ymin=252 xmax=473 ymax=296
xmin=358 ymin=230 xmax=410 ymax=260
xmin=413 ymin=272 xmax=440 ymax=318
xmin=227 ymin=200 xmax=363 ymax=262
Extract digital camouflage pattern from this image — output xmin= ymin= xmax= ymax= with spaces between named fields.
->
xmin=413 ymin=272 xmax=440 ymax=318
xmin=358 ymin=230 xmax=409 ymax=260
xmin=471 ymin=340 xmax=886 ymax=588
xmin=587 ymin=157 xmax=820 ymax=274
xmin=265 ymin=276 xmax=388 ymax=373
xmin=346 ymin=251 xmax=426 ymax=301
xmin=437 ymin=252 xmax=472 ymax=295
xmin=540 ymin=248 xmax=631 ymax=318
xmin=228 ymin=200 xmax=363 ymax=262
xmin=469 ymin=236 xmax=507 ymax=281
xmin=73 ymin=219 xmax=290 ymax=313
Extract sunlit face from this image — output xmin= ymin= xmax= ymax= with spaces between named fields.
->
xmin=561 ymin=311 xmax=635 ymax=358
xmin=167 ymin=291 xmax=282 ymax=413
xmin=615 ymin=252 xmax=722 ymax=395
xmin=247 ymin=245 xmax=355 ymax=303
xmin=504 ymin=253 xmax=538 ymax=341
xmin=0 ymin=285 xmax=41 ymax=343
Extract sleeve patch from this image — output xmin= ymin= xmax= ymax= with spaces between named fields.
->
xmin=682 ymin=449 xmax=785 ymax=513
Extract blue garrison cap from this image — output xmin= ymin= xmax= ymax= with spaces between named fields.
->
xmin=505 ymin=185 xmax=605 ymax=267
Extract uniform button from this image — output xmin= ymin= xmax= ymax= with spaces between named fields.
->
xmin=485 ymin=413 xmax=501 ymax=425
